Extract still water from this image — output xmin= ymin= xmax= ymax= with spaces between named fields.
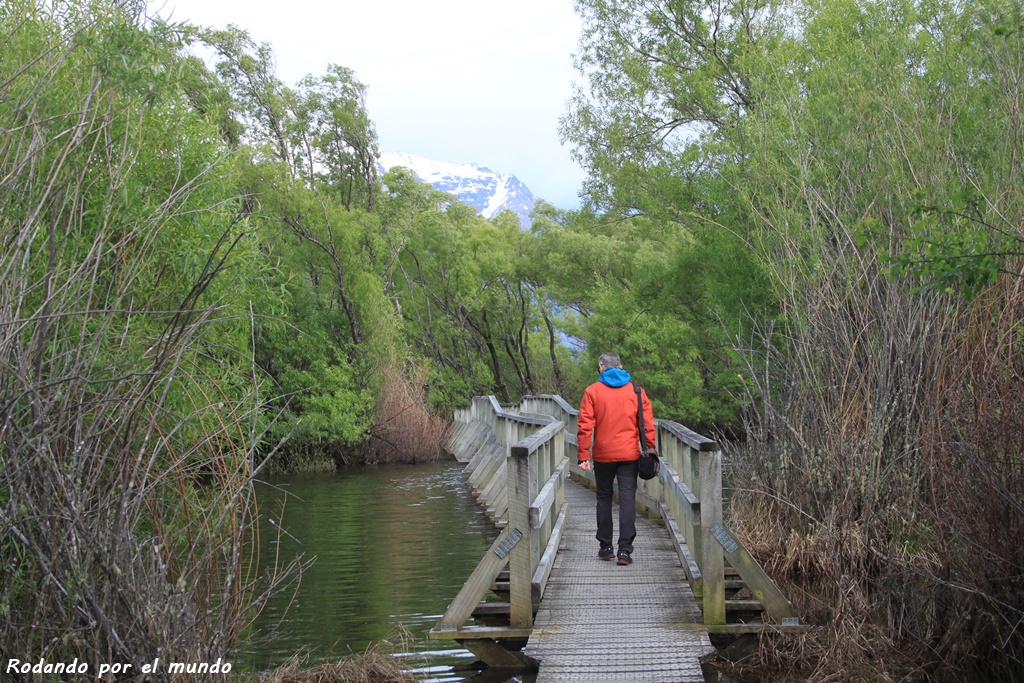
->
xmin=240 ymin=460 xmax=516 ymax=682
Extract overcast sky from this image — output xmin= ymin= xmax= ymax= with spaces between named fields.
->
xmin=155 ymin=0 xmax=588 ymax=210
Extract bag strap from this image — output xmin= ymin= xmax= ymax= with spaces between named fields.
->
xmin=632 ymin=381 xmax=649 ymax=451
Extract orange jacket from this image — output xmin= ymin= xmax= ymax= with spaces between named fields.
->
xmin=577 ymin=376 xmax=656 ymax=463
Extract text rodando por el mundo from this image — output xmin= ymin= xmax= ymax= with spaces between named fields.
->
xmin=6 ymin=657 xmax=232 ymax=677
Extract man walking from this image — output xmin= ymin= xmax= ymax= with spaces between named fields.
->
xmin=576 ymin=352 xmax=656 ymax=566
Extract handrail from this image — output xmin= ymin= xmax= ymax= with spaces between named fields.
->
xmin=433 ymin=400 xmax=567 ymax=637
xmin=657 ymin=419 xmax=718 ymax=452
xmin=508 ymin=420 xmax=567 ymax=626
xmin=648 ymin=418 xmax=725 ymax=623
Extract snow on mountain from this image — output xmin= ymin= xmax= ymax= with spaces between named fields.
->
xmin=378 ymin=151 xmax=537 ymax=227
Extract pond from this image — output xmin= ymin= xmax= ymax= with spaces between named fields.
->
xmin=238 ymin=460 xmax=520 ymax=682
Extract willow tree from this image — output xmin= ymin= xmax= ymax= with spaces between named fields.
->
xmin=556 ymin=0 xmax=773 ymax=429
xmin=292 ymin=65 xmax=380 ymax=213
xmin=565 ymin=0 xmax=1024 ymax=678
xmin=378 ymin=170 xmax=563 ymax=408
xmin=0 ymin=0 xmax=295 ymax=670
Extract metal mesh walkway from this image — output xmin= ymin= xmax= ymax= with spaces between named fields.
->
xmin=525 ymin=479 xmax=714 ymax=682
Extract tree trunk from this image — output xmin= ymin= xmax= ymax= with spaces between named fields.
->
xmin=541 ymin=304 xmax=565 ymax=394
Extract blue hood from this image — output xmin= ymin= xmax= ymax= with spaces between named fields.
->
xmin=598 ymin=367 xmax=632 ymax=388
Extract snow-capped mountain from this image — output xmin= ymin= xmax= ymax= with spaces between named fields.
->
xmin=378 ymin=151 xmax=537 ymax=227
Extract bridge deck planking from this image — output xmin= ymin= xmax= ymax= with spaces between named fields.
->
xmin=525 ymin=480 xmax=713 ymax=682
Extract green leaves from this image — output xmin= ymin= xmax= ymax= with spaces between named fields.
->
xmin=0 ymin=0 xmax=286 ymax=664
xmin=885 ymin=193 xmax=1009 ymax=297
xmin=291 ymin=65 xmax=379 ymax=211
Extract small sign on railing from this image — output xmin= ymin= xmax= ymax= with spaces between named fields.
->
xmin=494 ymin=528 xmax=523 ymax=558
xmin=711 ymin=525 xmax=739 ymax=555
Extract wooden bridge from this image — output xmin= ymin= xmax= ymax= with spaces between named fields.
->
xmin=427 ymin=395 xmax=805 ymax=682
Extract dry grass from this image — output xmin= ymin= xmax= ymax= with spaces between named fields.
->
xmin=728 ymin=191 xmax=1024 ymax=679
xmin=363 ymin=358 xmax=449 ymax=464
xmin=258 ymin=655 xmax=414 ymax=683
xmin=729 ymin=266 xmax=1024 ymax=680
xmin=256 ymin=632 xmax=415 ymax=683
xmin=912 ymin=275 xmax=1024 ymax=678
xmin=716 ymin=580 xmax=901 ymax=683
xmin=702 ymin=2 xmax=1024 ymax=678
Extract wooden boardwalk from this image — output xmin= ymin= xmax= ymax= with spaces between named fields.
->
xmin=525 ymin=480 xmax=714 ymax=682
xmin=434 ymin=396 xmax=801 ymax=680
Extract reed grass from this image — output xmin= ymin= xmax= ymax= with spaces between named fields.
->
xmin=0 ymin=3 xmax=303 ymax=677
xmin=255 ymin=631 xmax=415 ymax=683
xmin=729 ymin=239 xmax=1024 ymax=679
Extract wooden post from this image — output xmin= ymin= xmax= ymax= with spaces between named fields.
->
xmin=711 ymin=524 xmax=798 ymax=621
xmin=504 ymin=416 xmax=513 ymax=452
xmin=507 ymin=443 xmax=534 ymax=629
xmin=542 ymin=440 xmax=554 ymax=544
xmin=685 ymin=444 xmax=698 ymax=498
xmin=553 ymin=432 xmax=565 ymax=560
xmin=529 ymin=441 xmax=542 ymax=575
xmin=700 ymin=448 xmax=725 ymax=625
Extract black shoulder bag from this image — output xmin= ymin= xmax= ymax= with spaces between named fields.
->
xmin=633 ymin=382 xmax=660 ymax=480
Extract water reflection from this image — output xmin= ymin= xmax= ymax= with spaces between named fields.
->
xmin=240 ymin=461 xmax=502 ymax=681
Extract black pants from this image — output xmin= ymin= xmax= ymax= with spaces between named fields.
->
xmin=594 ymin=459 xmax=638 ymax=553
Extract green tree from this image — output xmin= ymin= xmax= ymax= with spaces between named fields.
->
xmin=247 ymin=166 xmax=379 ymax=467
xmin=564 ymin=0 xmax=1024 ymax=677
xmin=554 ymin=0 xmax=777 ymax=428
xmin=0 ymin=0 xmax=285 ymax=667
xmin=198 ymin=23 xmax=294 ymax=164
xmin=292 ymin=65 xmax=380 ymax=212
xmin=188 ymin=31 xmax=390 ymax=464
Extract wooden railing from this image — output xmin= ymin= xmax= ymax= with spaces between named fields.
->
xmin=431 ymin=393 xmax=797 ymax=660
xmin=432 ymin=396 xmax=568 ymax=647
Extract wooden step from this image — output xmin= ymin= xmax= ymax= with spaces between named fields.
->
xmin=698 ymin=598 xmax=764 ymax=615
xmin=472 ymin=602 xmax=510 ymax=617
xmin=471 ymin=601 xmax=512 ymax=627
xmin=707 ymin=621 xmax=812 ymax=635
xmin=726 ymin=599 xmax=764 ymax=614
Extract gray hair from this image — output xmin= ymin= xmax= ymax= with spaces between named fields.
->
xmin=598 ymin=352 xmax=622 ymax=368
